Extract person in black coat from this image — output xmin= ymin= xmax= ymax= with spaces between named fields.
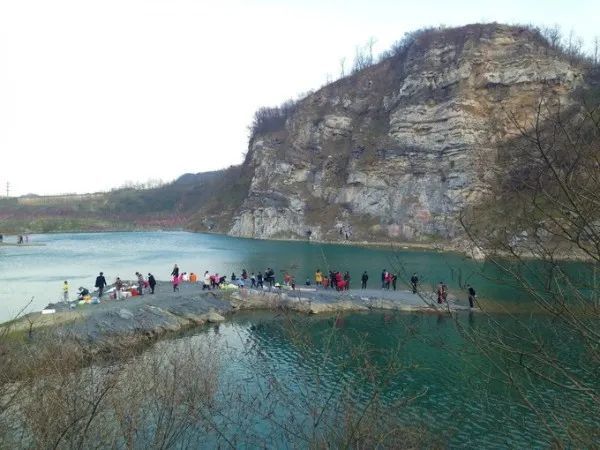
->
xmin=171 ymin=264 xmax=179 ymax=279
xmin=95 ymin=272 xmax=107 ymax=297
xmin=361 ymin=271 xmax=368 ymax=289
xmin=148 ymin=273 xmax=157 ymax=294
xmin=410 ymin=273 xmax=419 ymax=294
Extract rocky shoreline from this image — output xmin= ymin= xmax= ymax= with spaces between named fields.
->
xmin=3 ymin=281 xmax=470 ymax=352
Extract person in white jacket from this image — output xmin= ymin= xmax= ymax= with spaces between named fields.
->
xmin=203 ymin=271 xmax=211 ymax=290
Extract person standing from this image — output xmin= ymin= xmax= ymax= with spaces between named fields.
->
xmin=437 ymin=282 xmax=444 ymax=304
xmin=391 ymin=273 xmax=397 ymax=291
xmin=250 ymin=273 xmax=257 ymax=288
xmin=384 ymin=272 xmax=392 ymax=290
xmin=62 ymin=280 xmax=69 ymax=303
xmin=173 ymin=273 xmax=183 ymax=292
xmin=315 ymin=269 xmax=323 ymax=288
xmin=257 ymin=271 xmax=264 ymax=289
xmin=410 ymin=273 xmax=419 ymax=294
xmin=95 ymin=272 xmax=107 ymax=298
xmin=171 ymin=264 xmax=179 ymax=279
xmin=467 ymin=284 xmax=476 ymax=308
xmin=343 ymin=271 xmax=351 ymax=290
xmin=381 ymin=269 xmax=387 ymax=289
xmin=203 ymin=271 xmax=211 ymax=290
xmin=442 ymin=282 xmax=448 ymax=303
xmin=148 ymin=273 xmax=156 ymax=294
xmin=115 ymin=277 xmax=123 ymax=300
xmin=136 ymin=272 xmax=144 ymax=295
xmin=361 ymin=271 xmax=368 ymax=289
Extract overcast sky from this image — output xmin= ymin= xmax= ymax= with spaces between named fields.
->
xmin=1 ymin=0 xmax=598 ymax=196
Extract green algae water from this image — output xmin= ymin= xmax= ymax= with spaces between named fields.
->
xmin=0 ymin=230 xmax=562 ymax=321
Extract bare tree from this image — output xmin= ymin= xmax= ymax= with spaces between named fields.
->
xmin=339 ymin=56 xmax=346 ymax=78
xmin=366 ymin=36 xmax=377 ymax=66
xmin=541 ymin=24 xmax=562 ymax=50
xmin=459 ymin=92 xmax=600 ymax=447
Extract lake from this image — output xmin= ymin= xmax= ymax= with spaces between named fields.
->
xmin=0 ymin=231 xmax=528 ymax=322
xmin=0 ymin=232 xmax=594 ymax=447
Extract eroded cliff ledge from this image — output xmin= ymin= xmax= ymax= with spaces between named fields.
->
xmin=222 ymin=24 xmax=586 ymax=248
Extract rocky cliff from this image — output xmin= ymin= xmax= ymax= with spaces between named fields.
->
xmin=222 ymin=24 xmax=586 ymax=246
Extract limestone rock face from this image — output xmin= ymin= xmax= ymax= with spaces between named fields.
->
xmin=228 ymin=24 xmax=584 ymax=244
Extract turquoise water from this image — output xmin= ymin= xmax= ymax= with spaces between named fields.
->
xmin=142 ymin=310 xmax=593 ymax=448
xmin=0 ymin=231 xmax=534 ymax=321
xmin=1 ymin=232 xmax=595 ymax=447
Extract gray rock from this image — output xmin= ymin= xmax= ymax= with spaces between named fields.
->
xmin=118 ymin=309 xmax=134 ymax=320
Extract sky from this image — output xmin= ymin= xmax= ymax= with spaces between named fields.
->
xmin=0 ymin=0 xmax=598 ymax=196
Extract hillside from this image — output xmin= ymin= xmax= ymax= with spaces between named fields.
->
xmin=225 ymin=23 xmax=588 ymax=246
xmin=2 ymin=23 xmax=597 ymax=249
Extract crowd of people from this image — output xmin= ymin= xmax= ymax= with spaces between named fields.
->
xmin=60 ymin=263 xmax=477 ymax=309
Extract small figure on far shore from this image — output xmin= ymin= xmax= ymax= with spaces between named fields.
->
xmin=148 ymin=273 xmax=156 ymax=294
xmin=410 ymin=273 xmax=419 ymax=294
xmin=442 ymin=282 xmax=448 ymax=303
xmin=381 ymin=269 xmax=387 ymax=289
xmin=391 ymin=273 xmax=397 ymax=291
xmin=251 ymin=273 xmax=257 ymax=288
xmin=305 ymin=277 xmax=311 ymax=286
xmin=361 ymin=271 xmax=368 ymax=289
xmin=171 ymin=264 xmax=179 ymax=279
xmin=63 ymin=280 xmax=69 ymax=303
xmin=18 ymin=235 xmax=24 ymax=244
xmin=95 ymin=272 xmax=107 ymax=298
xmin=467 ymin=284 xmax=476 ymax=308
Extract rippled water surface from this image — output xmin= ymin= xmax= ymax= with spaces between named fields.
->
xmin=1 ymin=232 xmax=593 ymax=447
xmin=148 ymin=311 xmax=589 ymax=448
